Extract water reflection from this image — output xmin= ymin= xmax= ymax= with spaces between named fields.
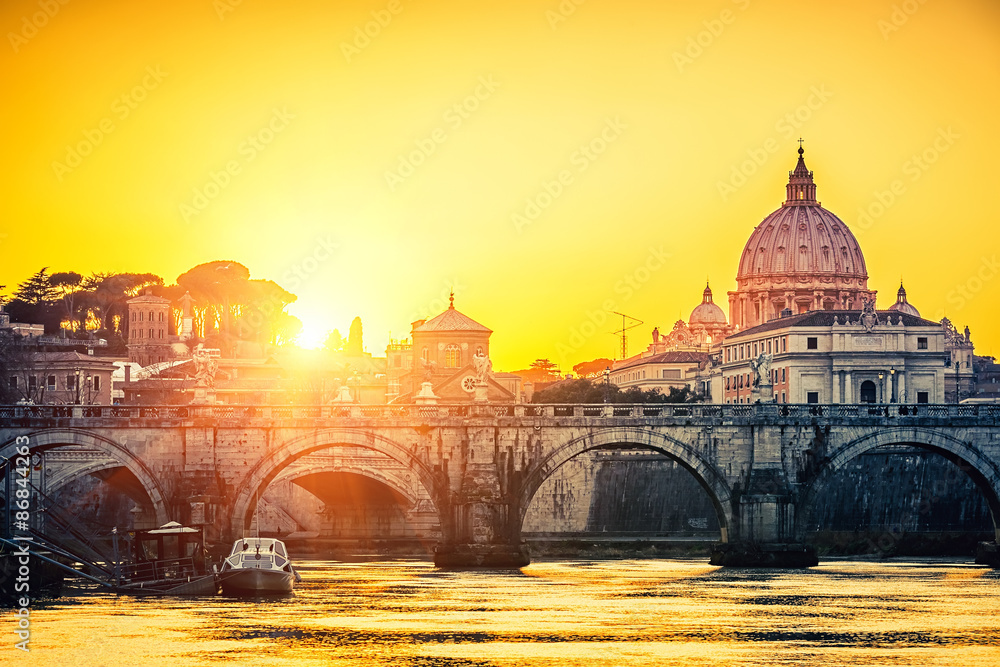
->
xmin=25 ymin=559 xmax=1000 ymax=666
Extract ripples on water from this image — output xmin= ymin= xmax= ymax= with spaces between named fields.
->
xmin=24 ymin=559 xmax=1000 ymax=666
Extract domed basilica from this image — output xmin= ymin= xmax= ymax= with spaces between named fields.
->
xmin=612 ymin=145 xmax=981 ymax=404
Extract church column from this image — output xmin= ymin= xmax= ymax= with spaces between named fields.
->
xmin=844 ymin=371 xmax=852 ymax=403
xmin=898 ymin=371 xmax=906 ymax=403
xmin=833 ymin=371 xmax=841 ymax=404
xmin=886 ymin=373 xmax=893 ymax=403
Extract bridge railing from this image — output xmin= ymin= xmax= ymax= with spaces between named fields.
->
xmin=1 ymin=403 xmax=998 ymax=421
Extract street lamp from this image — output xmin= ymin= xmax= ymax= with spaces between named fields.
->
xmin=878 ymin=372 xmax=884 ymax=404
xmin=889 ymin=367 xmax=896 ymax=403
xmin=603 ymin=367 xmax=610 ymax=404
xmin=74 ymin=370 xmax=81 ymax=404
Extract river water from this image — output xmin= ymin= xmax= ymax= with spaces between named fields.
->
xmin=18 ymin=558 xmax=1000 ymax=666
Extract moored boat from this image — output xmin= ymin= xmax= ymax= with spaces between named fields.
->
xmin=219 ymin=537 xmax=299 ymax=595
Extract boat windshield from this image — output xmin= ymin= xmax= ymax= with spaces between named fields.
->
xmin=228 ymin=538 xmax=287 ymax=558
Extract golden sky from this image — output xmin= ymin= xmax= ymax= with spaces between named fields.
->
xmin=2 ymin=0 xmax=999 ymax=371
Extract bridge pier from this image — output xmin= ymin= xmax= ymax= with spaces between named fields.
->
xmin=433 ymin=459 xmax=530 ymax=568
xmin=711 ymin=428 xmax=818 ymax=567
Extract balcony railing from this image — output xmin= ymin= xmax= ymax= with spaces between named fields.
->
xmin=0 ymin=403 xmax=998 ymax=422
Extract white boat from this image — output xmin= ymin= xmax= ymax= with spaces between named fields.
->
xmin=219 ymin=538 xmax=300 ymax=595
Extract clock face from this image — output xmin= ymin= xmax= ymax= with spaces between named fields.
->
xmin=462 ymin=376 xmax=476 ymax=393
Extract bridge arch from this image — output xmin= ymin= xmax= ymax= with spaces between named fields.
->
xmin=0 ymin=429 xmax=170 ymax=526
xmin=798 ymin=427 xmax=1000 ymax=541
xmin=272 ymin=462 xmax=422 ymax=506
xmin=228 ymin=428 xmax=442 ymax=540
xmin=519 ymin=427 xmax=734 ymax=542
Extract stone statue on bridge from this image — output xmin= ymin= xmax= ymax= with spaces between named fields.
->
xmin=473 ymin=350 xmax=493 ymax=383
xmin=749 ymin=352 xmax=772 ymax=388
xmin=192 ymin=344 xmax=218 ymax=389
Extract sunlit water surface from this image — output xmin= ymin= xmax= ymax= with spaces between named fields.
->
xmin=22 ymin=559 xmax=1000 ymax=666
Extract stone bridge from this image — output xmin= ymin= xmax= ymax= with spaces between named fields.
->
xmin=2 ymin=402 xmax=1000 ymax=566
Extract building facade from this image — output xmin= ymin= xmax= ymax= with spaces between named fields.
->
xmin=720 ymin=309 xmax=947 ymax=404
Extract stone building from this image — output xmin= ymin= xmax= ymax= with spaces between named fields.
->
xmin=720 ymin=308 xmax=947 ymax=404
xmin=126 ymin=291 xmax=173 ymax=367
xmin=387 ymin=294 xmax=519 ymax=403
xmin=7 ymin=351 xmax=115 ymax=405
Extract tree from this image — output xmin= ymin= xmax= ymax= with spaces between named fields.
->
xmin=324 ymin=329 xmax=344 ymax=353
xmin=49 ymin=271 xmax=84 ymax=333
xmin=532 ymin=378 xmax=705 ymax=404
xmin=514 ymin=358 xmax=562 ymax=384
xmin=7 ymin=268 xmax=62 ymax=333
xmin=12 ymin=268 xmax=58 ymax=305
xmin=346 ymin=317 xmax=364 ymax=355
xmin=573 ymin=358 xmax=615 ymax=379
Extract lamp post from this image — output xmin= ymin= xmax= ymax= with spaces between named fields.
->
xmin=889 ymin=366 xmax=895 ymax=403
xmin=603 ymin=367 xmax=610 ymax=404
xmin=878 ymin=372 xmax=884 ymax=404
xmin=74 ymin=370 xmax=81 ymax=404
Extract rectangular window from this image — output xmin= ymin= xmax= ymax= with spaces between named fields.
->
xmin=917 ymin=337 xmax=928 ymax=350
xmin=807 ymin=337 xmax=818 ymax=350
xmin=92 ymin=376 xmax=101 ymax=392
xmin=9 ymin=377 xmax=16 ymax=391
xmin=782 ymin=337 xmax=787 ymax=352
xmin=47 ymin=375 xmax=56 ymax=391
xmin=725 ymin=377 xmax=730 ymax=390
xmin=807 ymin=391 xmax=819 ymax=404
xmin=781 ymin=392 xmax=786 ymax=403
xmin=917 ymin=391 xmax=929 ymax=404
xmin=28 ymin=376 xmax=37 ymax=391
xmin=781 ymin=368 xmax=786 ymax=383
xmin=67 ymin=374 xmax=76 ymax=390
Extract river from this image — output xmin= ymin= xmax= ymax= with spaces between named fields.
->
xmin=16 ymin=558 xmax=1000 ymax=666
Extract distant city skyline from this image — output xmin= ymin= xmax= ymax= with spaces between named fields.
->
xmin=3 ymin=0 xmax=998 ymax=372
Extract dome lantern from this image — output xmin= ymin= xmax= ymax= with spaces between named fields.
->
xmin=784 ymin=140 xmax=818 ymax=207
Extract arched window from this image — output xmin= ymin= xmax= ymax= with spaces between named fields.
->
xmin=445 ymin=344 xmax=461 ymax=368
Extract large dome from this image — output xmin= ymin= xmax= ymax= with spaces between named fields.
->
xmin=727 ymin=146 xmax=876 ymax=331
xmin=736 ymin=151 xmax=867 ymax=285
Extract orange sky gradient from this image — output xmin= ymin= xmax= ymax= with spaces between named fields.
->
xmin=2 ymin=0 xmax=999 ymax=372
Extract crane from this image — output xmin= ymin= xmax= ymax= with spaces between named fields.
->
xmin=610 ymin=312 xmax=643 ymax=360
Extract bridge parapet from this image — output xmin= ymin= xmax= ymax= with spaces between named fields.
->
xmin=2 ymin=403 xmax=998 ymax=427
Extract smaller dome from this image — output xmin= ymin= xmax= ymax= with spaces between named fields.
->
xmin=689 ymin=283 xmax=728 ymax=326
xmin=887 ymin=282 xmax=920 ymax=317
